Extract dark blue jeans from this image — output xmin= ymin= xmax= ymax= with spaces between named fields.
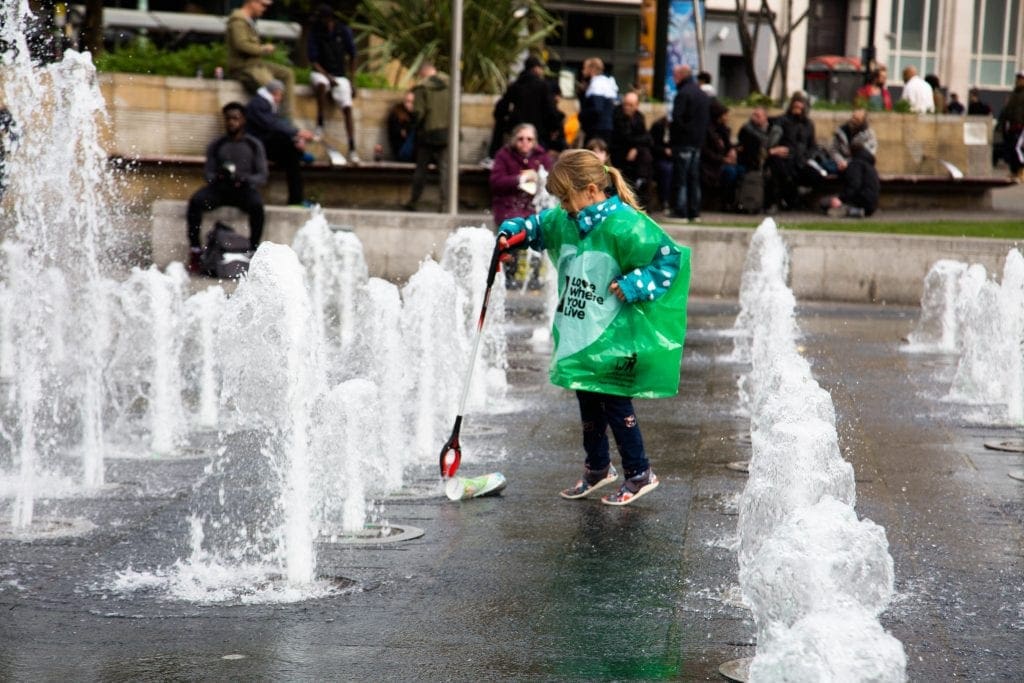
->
xmin=672 ymin=145 xmax=702 ymax=219
xmin=576 ymin=390 xmax=649 ymax=479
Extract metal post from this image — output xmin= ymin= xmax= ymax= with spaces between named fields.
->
xmin=693 ymin=0 xmax=706 ymax=72
xmin=446 ymin=0 xmax=463 ymax=215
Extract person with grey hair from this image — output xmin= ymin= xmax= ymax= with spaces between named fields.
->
xmin=245 ymin=79 xmax=315 ymax=206
xmin=489 ymin=122 xmax=553 ymax=287
xmin=828 ymin=108 xmax=878 ymax=172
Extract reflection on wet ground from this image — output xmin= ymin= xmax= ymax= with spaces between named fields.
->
xmin=0 ymin=297 xmax=1020 ymax=680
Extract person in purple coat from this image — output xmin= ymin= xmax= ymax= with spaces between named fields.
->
xmin=489 ymin=123 xmax=553 ymax=287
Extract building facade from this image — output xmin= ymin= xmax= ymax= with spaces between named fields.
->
xmin=545 ymin=0 xmax=1022 ymax=109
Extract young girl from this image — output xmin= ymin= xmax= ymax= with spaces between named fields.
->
xmin=498 ymin=149 xmax=691 ymax=506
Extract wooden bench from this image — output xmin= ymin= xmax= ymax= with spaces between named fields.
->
xmin=813 ymin=172 xmax=1015 ymax=210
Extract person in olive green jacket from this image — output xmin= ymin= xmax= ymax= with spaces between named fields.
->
xmin=404 ymin=61 xmax=451 ymax=211
xmin=225 ymin=0 xmax=296 ymax=118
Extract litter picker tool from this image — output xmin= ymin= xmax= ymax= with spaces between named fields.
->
xmin=438 ymin=229 xmax=527 ymax=479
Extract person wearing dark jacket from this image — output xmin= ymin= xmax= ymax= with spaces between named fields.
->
xmin=649 ymin=115 xmax=674 ymax=212
xmin=820 ymin=140 xmax=879 ymax=218
xmin=967 ymin=88 xmax=992 ymax=116
xmin=736 ymin=106 xmax=770 ymax=172
xmin=998 ymin=71 xmax=1024 ymax=179
xmin=245 ymin=79 xmax=314 ymax=206
xmin=307 ymin=4 xmax=359 ymax=162
xmin=669 ymin=64 xmax=710 ymax=221
xmin=765 ymin=91 xmax=821 ymax=210
xmin=609 ymin=91 xmax=654 ymax=205
xmin=490 ymin=56 xmax=564 ymax=157
xmin=186 ymin=102 xmax=268 ymax=272
xmin=700 ymin=100 xmax=741 ymax=210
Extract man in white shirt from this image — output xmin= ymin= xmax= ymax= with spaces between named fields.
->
xmin=900 ymin=65 xmax=935 ymax=113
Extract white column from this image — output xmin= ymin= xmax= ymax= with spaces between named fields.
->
xmin=940 ymin=0 xmax=975 ymax=102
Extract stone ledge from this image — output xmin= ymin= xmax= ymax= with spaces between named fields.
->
xmin=151 ymin=200 xmax=1021 ymax=304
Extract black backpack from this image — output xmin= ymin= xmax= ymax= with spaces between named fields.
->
xmin=201 ymin=222 xmax=251 ymax=279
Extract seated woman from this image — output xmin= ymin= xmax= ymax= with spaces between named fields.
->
xmin=701 ymin=100 xmax=742 ymax=210
xmin=489 ymin=123 xmax=553 ymax=287
xmin=386 ymin=90 xmax=416 ymax=162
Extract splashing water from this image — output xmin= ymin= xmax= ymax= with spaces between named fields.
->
xmin=182 ymin=285 xmax=228 ymax=429
xmin=733 ymin=219 xmax=905 ymax=681
xmin=0 ymin=8 xmax=512 ymax=592
xmin=906 ymin=250 xmax=1024 ymax=425
xmin=107 ymin=265 xmax=190 ymax=454
xmin=0 ymin=5 xmax=124 ymax=525
xmin=904 ymin=260 xmax=968 ymax=352
xmin=292 ymin=212 xmax=368 ymax=376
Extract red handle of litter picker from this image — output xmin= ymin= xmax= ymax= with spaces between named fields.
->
xmin=503 ymin=229 xmax=528 ymax=248
xmin=486 ymin=229 xmax=529 ymax=288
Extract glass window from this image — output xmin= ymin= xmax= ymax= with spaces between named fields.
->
xmin=980 ymin=58 xmax=1004 ymax=84
xmin=616 ymin=15 xmax=637 ymax=52
xmin=983 ymin=0 xmax=1007 ymax=53
xmin=927 ymin=0 xmax=939 ymax=50
xmin=902 ymin=0 xmax=924 ymax=50
xmin=566 ymin=14 xmax=615 ymax=50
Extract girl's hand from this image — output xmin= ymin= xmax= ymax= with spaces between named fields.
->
xmin=497 ymin=234 xmax=513 ymax=264
xmin=609 ymin=280 xmax=626 ymax=302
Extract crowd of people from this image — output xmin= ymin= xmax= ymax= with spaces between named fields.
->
xmin=184 ymin=1 xmax=1022 ymax=273
xmin=483 ymin=56 xmax=890 ymax=233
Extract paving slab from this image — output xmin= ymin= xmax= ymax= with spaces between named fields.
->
xmin=0 ymin=296 xmax=1020 ymax=681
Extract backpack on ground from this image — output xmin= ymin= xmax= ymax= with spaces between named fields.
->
xmin=736 ymin=170 xmax=765 ymax=214
xmin=201 ymin=221 xmax=251 ymax=279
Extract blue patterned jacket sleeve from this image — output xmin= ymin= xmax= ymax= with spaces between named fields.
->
xmin=614 ymin=238 xmax=682 ymax=303
xmin=497 ymin=209 xmax=552 ymax=251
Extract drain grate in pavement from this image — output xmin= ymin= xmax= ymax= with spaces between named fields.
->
xmin=320 ymin=524 xmax=425 ymax=545
xmin=983 ymin=439 xmax=1024 ymax=454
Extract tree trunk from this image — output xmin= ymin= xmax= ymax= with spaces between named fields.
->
xmin=734 ymin=0 xmax=762 ymax=95
xmin=80 ymin=0 xmax=104 ymax=56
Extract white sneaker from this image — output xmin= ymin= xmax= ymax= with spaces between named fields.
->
xmin=347 ymin=150 xmax=361 ymax=164
xmin=313 ymin=126 xmax=324 ymax=141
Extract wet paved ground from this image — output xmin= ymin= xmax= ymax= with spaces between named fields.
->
xmin=0 ymin=295 xmax=1021 ymax=681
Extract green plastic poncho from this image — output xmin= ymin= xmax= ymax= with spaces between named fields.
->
xmin=514 ymin=200 xmax=691 ymax=398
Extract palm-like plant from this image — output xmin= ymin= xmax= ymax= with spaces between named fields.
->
xmin=352 ymin=0 xmax=560 ymax=94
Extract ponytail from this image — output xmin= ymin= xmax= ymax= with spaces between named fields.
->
xmin=546 ymin=149 xmax=642 ymax=211
xmin=603 ymin=164 xmax=640 ymax=210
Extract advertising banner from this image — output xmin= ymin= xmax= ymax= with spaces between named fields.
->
xmin=664 ymin=1 xmax=702 ymax=102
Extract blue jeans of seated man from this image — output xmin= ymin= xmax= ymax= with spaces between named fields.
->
xmin=672 ymin=146 xmax=702 ymax=219
xmin=576 ymin=390 xmax=649 ymax=479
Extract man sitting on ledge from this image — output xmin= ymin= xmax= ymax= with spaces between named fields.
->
xmin=186 ymin=102 xmax=268 ymax=274
xmin=245 ymin=79 xmax=315 ymax=207
xmin=225 ymin=0 xmax=297 ymax=119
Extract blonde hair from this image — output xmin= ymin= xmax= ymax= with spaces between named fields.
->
xmin=546 ymin=149 xmax=640 ymax=210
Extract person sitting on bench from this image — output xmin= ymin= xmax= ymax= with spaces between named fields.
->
xmin=186 ymin=102 xmax=268 ymax=273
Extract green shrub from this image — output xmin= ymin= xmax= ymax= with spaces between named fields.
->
xmin=355 ymin=71 xmax=393 ymax=90
xmin=94 ymin=40 xmax=306 ymax=81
